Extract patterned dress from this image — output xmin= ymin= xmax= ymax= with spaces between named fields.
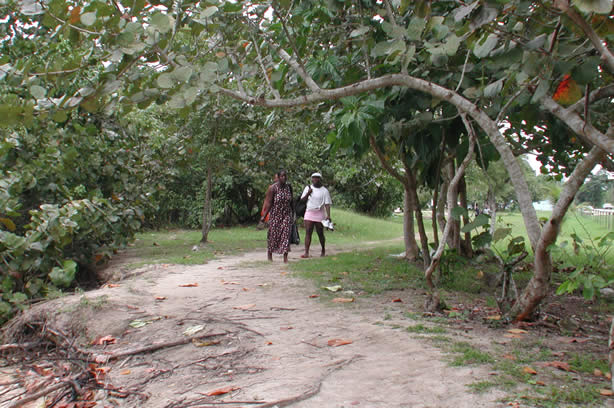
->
xmin=267 ymin=183 xmax=293 ymax=254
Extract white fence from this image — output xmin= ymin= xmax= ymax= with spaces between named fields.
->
xmin=579 ymin=208 xmax=614 ymax=230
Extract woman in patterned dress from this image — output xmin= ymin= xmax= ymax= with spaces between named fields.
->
xmin=260 ymin=170 xmax=294 ymax=263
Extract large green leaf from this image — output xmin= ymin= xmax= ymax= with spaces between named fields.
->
xmin=80 ymin=12 xmax=97 ymax=26
xmin=49 ymin=260 xmax=77 ymax=288
xmin=473 ymin=34 xmax=498 ymax=58
xmin=151 ymin=12 xmax=172 ymax=33
xmin=573 ymin=0 xmax=613 ymax=14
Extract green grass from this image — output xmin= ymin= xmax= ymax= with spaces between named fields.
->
xmin=449 ymin=341 xmax=495 ymax=366
xmin=290 ymin=246 xmax=423 ymax=294
xmin=406 ymin=323 xmax=447 ymax=334
xmin=129 ymin=208 xmax=404 ymax=267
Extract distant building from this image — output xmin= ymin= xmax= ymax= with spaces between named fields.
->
xmin=533 ymin=200 xmax=553 ymax=211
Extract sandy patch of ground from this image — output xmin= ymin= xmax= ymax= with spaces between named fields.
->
xmin=2 ymin=248 xmax=509 ymax=407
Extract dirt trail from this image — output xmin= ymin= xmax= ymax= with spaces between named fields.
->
xmin=6 ymin=248 xmax=507 ymax=408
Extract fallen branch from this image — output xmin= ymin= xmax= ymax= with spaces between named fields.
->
xmin=0 ymin=342 xmax=40 ymax=352
xmin=93 ymin=331 xmax=230 ymax=362
xmin=6 ymin=377 xmax=77 ymax=408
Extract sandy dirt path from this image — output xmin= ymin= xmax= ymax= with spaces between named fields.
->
xmin=6 ymin=247 xmax=506 ymax=408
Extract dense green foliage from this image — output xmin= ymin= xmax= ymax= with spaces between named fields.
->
xmin=0 ymin=114 xmax=157 ymax=321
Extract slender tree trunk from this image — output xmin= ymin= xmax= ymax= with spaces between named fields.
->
xmin=425 ymin=116 xmax=476 ymax=290
xmin=459 ymin=176 xmax=473 ymax=258
xmin=201 ymin=166 xmax=213 ymax=243
xmin=403 ymin=187 xmax=420 ymax=260
xmin=488 ymin=187 xmax=497 ymax=236
xmin=436 ymin=177 xmax=448 ymax=242
xmin=407 ymin=169 xmax=431 ymax=266
xmin=431 ymin=178 xmax=440 ymax=248
xmin=510 ymin=147 xmax=605 ymax=320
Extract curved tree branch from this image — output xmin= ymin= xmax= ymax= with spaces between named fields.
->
xmin=565 ymin=7 xmax=614 ymax=74
xmin=541 ymin=96 xmax=614 ymax=154
xmin=217 ymin=73 xmax=542 ymax=248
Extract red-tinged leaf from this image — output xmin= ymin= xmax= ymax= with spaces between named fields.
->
xmin=266 ymin=341 xmax=273 ymax=345
xmin=233 ymin=304 xmax=255 ymax=310
xmin=486 ymin=315 xmax=501 ymax=320
xmin=69 ymin=6 xmax=81 ymax=24
xmin=392 ymin=298 xmax=403 ymax=303
xmin=120 ymin=369 xmax=131 ymax=375
xmin=179 ymin=283 xmax=198 ymax=287
xmin=328 ymin=338 xmax=353 ymax=347
xmin=309 ymin=294 xmax=319 ymax=298
xmin=32 ymin=364 xmax=53 ymax=376
xmin=222 ymin=280 xmax=240 ymax=285
xmin=553 ymin=74 xmax=583 ymax=106
xmin=535 ymin=380 xmax=546 ymax=386
xmin=280 ymin=326 xmax=294 ymax=330
xmin=91 ymin=335 xmax=117 ymax=345
xmin=155 ymin=296 xmax=167 ymax=301
xmin=106 ymin=283 xmax=120 ymax=288
xmin=523 ymin=366 xmax=537 ymax=375
xmin=600 ymin=389 xmax=614 ymax=396
xmin=242 ymin=288 xmax=249 ymax=291
xmin=332 ymin=297 xmax=354 ymax=303
xmin=536 ymin=361 xmax=571 ymax=372
xmin=205 ymin=385 xmax=239 ymax=396
xmin=217 ymin=266 xmax=224 ymax=270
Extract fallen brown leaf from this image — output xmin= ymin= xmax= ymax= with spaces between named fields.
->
xmin=332 ymin=297 xmax=354 ymax=303
xmin=507 ymin=328 xmax=528 ymax=334
xmin=392 ymin=298 xmax=403 ymax=303
xmin=204 ymin=385 xmax=239 ymax=396
xmin=503 ymin=354 xmax=516 ymax=360
xmin=178 ymin=283 xmax=198 ymax=287
xmin=535 ymin=380 xmax=546 ymax=386
xmin=91 ymin=335 xmax=117 ymax=346
xmin=504 ymin=334 xmax=525 ymax=339
xmin=523 ymin=366 xmax=537 ymax=375
xmin=222 ymin=280 xmax=240 ymax=285
xmin=120 ymin=369 xmax=131 ymax=375
xmin=594 ymin=369 xmax=603 ymax=377
xmin=155 ymin=296 xmax=167 ymax=301
xmin=233 ymin=304 xmax=256 ymax=310
xmin=599 ymin=389 xmax=614 ymax=396
xmin=309 ymin=294 xmax=319 ymax=298
xmin=106 ymin=283 xmax=121 ymax=288
xmin=328 ymin=338 xmax=353 ymax=347
xmin=280 ymin=326 xmax=294 ymax=331
xmin=536 ymin=361 xmax=571 ymax=372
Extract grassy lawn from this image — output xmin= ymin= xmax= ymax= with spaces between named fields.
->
xmin=128 ymin=208 xmax=404 ymax=266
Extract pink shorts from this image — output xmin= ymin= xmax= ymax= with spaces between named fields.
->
xmin=304 ymin=208 xmax=325 ymax=222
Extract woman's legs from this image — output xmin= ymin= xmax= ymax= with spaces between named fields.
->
xmin=267 ymin=250 xmax=273 ymax=261
xmin=283 ymin=252 xmax=288 ymax=263
xmin=303 ymin=220 xmax=315 ymax=257
xmin=314 ymin=223 xmax=326 ymax=256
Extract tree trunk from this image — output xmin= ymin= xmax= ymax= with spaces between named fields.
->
xmin=201 ymin=166 xmax=213 ymax=243
xmin=425 ymin=117 xmax=476 ymax=290
xmin=488 ymin=186 xmax=497 ymax=237
xmin=459 ymin=176 xmax=473 ymax=258
xmin=403 ymin=187 xmax=420 ymax=260
xmin=609 ymin=317 xmax=614 ymax=392
xmin=407 ymin=168 xmax=431 ymax=266
xmin=510 ymin=147 xmax=605 ymax=320
xmin=431 ymin=178 xmax=440 ymax=248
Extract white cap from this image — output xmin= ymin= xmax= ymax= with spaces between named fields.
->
xmin=311 ymin=172 xmax=322 ymax=178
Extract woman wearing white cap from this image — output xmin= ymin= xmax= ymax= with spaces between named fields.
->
xmin=299 ymin=172 xmax=332 ymax=257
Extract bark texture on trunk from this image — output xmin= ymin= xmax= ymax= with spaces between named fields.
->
xmin=407 ymin=168 xmax=431 ymax=266
xmin=510 ymin=147 xmax=605 ymax=320
xmin=201 ymin=167 xmax=213 ymax=243
xmin=403 ymin=188 xmax=419 ymax=260
xmin=425 ymin=115 xmax=476 ymax=290
xmin=459 ymin=176 xmax=472 ymax=258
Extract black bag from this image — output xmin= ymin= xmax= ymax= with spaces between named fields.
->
xmin=290 ymin=222 xmax=300 ymax=245
xmin=295 ymin=198 xmax=306 ymax=217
